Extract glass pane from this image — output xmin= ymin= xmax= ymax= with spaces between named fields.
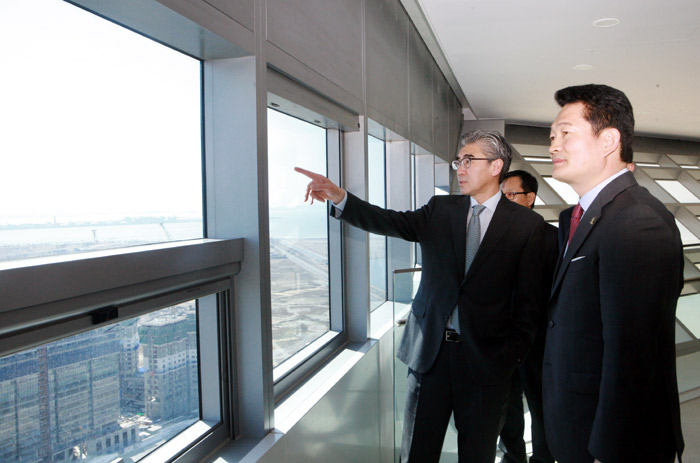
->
xmin=678 ymin=294 xmax=700 ymax=338
xmin=656 ymin=180 xmax=700 ymax=203
xmin=393 ymin=269 xmax=421 ymax=462
xmin=434 ymin=162 xmax=450 ymax=195
xmin=544 ymin=177 xmax=579 ymax=205
xmin=675 ymin=219 xmax=700 ymax=246
xmin=268 ymin=109 xmax=330 ymax=367
xmin=368 ymin=135 xmax=388 ymax=311
xmin=0 ymin=303 xmax=202 ymax=463
xmin=676 ymin=321 xmax=694 ymax=343
xmin=0 ymin=0 xmax=203 ymax=264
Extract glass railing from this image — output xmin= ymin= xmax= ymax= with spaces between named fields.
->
xmin=677 ymin=277 xmax=700 ymax=405
xmin=392 ymin=269 xmax=700 ymax=462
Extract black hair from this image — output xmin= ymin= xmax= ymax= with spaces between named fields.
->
xmin=503 ymin=170 xmax=538 ymax=195
xmin=554 ymin=84 xmax=635 ymax=163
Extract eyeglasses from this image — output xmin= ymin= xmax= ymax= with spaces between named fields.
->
xmin=503 ymin=191 xmax=529 ymax=200
xmin=451 ymin=157 xmax=491 ymax=170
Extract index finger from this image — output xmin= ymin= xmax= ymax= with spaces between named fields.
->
xmin=294 ymin=166 xmax=323 ymax=180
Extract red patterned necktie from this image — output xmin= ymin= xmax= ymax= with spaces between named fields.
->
xmin=568 ymin=203 xmax=584 ymax=244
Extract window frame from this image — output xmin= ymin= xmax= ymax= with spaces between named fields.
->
xmin=1 ymin=0 xmax=208 ymax=263
xmin=0 ymin=238 xmax=242 ymax=463
xmin=367 ymin=134 xmax=389 ymax=311
xmin=266 ymin=102 xmax=346 ymax=399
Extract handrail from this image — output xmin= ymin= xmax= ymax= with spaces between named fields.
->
xmin=392 ymin=267 xmax=422 ymax=275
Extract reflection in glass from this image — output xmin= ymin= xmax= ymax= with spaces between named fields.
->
xmin=268 ymin=109 xmax=330 ymax=367
xmin=0 ymin=303 xmax=201 ymax=463
xmin=368 ymin=135 xmax=388 ymax=311
xmin=0 ymin=0 xmax=203 ymax=263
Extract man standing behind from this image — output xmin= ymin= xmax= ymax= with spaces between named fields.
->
xmin=499 ymin=170 xmax=556 ymax=463
xmin=296 ymin=130 xmax=547 ymax=463
xmin=543 ymin=84 xmax=684 ymax=463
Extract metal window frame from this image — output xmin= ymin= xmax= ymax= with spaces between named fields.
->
xmin=265 ymin=103 xmax=347 ymax=399
xmin=0 ymin=238 xmax=242 ymax=463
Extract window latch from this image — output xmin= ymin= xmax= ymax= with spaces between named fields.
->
xmin=92 ymin=306 xmax=118 ymax=325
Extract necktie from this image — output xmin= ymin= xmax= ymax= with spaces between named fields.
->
xmin=568 ymin=203 xmax=584 ymax=244
xmin=449 ymin=204 xmax=485 ymax=333
xmin=465 ymin=204 xmax=485 ymax=272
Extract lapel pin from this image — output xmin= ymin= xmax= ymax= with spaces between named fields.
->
xmin=589 ymin=216 xmax=597 ymax=225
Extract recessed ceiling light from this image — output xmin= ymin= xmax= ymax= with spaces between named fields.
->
xmin=593 ymin=18 xmax=620 ymax=28
xmin=573 ymin=64 xmax=593 ymax=71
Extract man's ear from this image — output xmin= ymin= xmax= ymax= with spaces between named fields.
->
xmin=600 ymin=128 xmax=621 ymax=158
xmin=491 ymin=158 xmax=504 ymax=178
xmin=526 ymin=192 xmax=536 ymax=208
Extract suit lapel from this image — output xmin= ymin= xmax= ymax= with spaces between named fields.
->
xmin=551 ymin=206 xmax=573 ymax=283
xmin=449 ymin=195 xmax=470 ymax=277
xmin=464 ymin=195 xmax=515 ymax=280
xmin=551 ymin=172 xmax=637 ymax=295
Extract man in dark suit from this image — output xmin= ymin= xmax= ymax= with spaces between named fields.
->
xmin=543 ymin=84 xmax=685 ymax=463
xmin=498 ymin=170 xmax=557 ymax=463
xmin=296 ymin=130 xmax=547 ymax=463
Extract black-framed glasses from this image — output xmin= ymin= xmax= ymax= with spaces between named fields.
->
xmin=503 ymin=191 xmax=529 ymax=200
xmin=451 ymin=157 xmax=491 ymax=170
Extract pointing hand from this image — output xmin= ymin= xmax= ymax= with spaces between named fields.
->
xmin=294 ymin=167 xmax=346 ymax=205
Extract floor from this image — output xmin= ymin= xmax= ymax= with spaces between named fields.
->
xmin=681 ymin=397 xmax=700 ymax=463
xmin=433 ymin=396 xmax=700 ymax=463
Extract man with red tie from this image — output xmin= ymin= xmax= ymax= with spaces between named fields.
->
xmin=542 ymin=84 xmax=685 ymax=463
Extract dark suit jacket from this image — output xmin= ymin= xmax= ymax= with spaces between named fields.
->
xmin=336 ymin=192 xmax=547 ymax=385
xmin=543 ymin=172 xmax=684 ymax=463
xmin=527 ymin=222 xmax=559 ymax=362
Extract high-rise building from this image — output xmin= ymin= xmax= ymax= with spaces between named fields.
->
xmin=0 ymin=327 xmax=121 ymax=462
xmin=140 ymin=304 xmax=198 ymax=422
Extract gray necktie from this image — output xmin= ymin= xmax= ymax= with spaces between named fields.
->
xmin=449 ymin=204 xmax=485 ymax=334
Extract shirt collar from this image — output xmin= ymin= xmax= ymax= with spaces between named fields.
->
xmin=579 ymin=168 xmax=628 ymax=212
xmin=470 ymin=190 xmax=501 ymax=212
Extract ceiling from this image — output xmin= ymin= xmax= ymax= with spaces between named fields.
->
xmin=412 ymin=0 xmax=700 ymax=141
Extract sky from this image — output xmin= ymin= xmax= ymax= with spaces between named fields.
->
xmin=267 ymin=108 xmax=327 ymax=210
xmin=0 ymin=0 xmax=202 ymax=224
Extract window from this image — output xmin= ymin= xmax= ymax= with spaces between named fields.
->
xmin=368 ymin=135 xmax=388 ymax=310
xmin=543 ymin=176 xmax=579 ymax=205
xmin=434 ymin=159 xmax=450 ymax=196
xmin=677 ymin=293 xmax=700 ymax=339
xmin=656 ymin=180 xmax=700 ymax=203
xmin=675 ymin=219 xmax=700 ymax=246
xmin=0 ymin=240 xmax=239 ymax=463
xmin=411 ymin=147 xmax=437 ymax=268
xmin=0 ymin=2 xmax=238 ymax=461
xmin=0 ymin=294 xmax=224 ymax=463
xmin=0 ymin=0 xmax=203 ymax=264
xmin=267 ymin=109 xmax=332 ymax=368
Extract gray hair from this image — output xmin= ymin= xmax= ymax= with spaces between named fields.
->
xmin=459 ymin=129 xmax=512 ymax=182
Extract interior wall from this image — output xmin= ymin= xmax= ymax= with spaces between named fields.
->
xmin=155 ymin=0 xmax=462 ymax=160
xmin=250 ymin=332 xmax=395 ymax=463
